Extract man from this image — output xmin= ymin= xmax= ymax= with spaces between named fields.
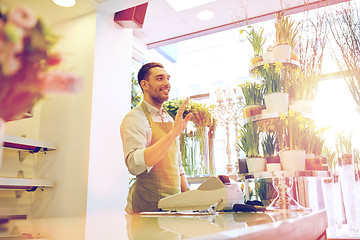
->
xmin=120 ymin=62 xmax=193 ymax=213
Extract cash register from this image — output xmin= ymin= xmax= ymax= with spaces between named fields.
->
xmin=158 ymin=175 xmax=244 ymax=212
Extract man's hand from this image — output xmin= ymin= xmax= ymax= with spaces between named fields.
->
xmin=173 ymin=98 xmax=193 ymax=136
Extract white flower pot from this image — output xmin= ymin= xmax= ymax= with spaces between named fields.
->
xmin=273 ymin=44 xmax=291 ymax=60
xmin=289 ymin=99 xmax=313 ymax=115
xmin=280 ymin=150 xmax=305 ymax=171
xmin=264 ymin=92 xmax=288 ymax=114
xmin=246 ymin=157 xmax=266 ymax=173
xmin=262 ymin=51 xmax=274 ymax=62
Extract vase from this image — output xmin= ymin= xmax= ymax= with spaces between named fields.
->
xmin=264 ymin=92 xmax=288 ymax=114
xmin=0 ymin=118 xmax=5 ymax=168
xmin=273 ymin=44 xmax=291 ymax=60
xmin=279 ymin=150 xmax=305 ymax=171
xmin=243 ymin=105 xmax=262 ymax=119
xmin=246 ymin=157 xmax=266 ymax=173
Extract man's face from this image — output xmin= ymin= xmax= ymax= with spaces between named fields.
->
xmin=142 ymin=67 xmax=171 ymax=106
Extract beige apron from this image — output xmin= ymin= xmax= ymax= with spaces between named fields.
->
xmin=127 ymin=102 xmax=181 ymax=213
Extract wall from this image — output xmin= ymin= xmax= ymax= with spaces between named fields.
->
xmin=84 ymin=11 xmax=132 ymax=240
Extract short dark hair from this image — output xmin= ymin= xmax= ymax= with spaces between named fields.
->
xmin=137 ymin=62 xmax=164 ymax=88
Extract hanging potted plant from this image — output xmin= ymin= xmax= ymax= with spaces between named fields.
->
xmin=257 ymin=62 xmax=289 ymax=114
xmin=240 ymin=81 xmax=265 ymax=119
xmin=273 ymin=12 xmax=300 ymax=60
xmin=240 ymin=26 xmax=266 ymax=66
xmin=238 ymin=122 xmax=266 ymax=173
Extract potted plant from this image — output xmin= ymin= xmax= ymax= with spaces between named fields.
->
xmin=238 ymin=122 xmax=266 ymax=173
xmin=273 ymin=12 xmax=300 ymax=60
xmin=240 ymin=81 xmax=265 ymax=119
xmin=256 ymin=62 xmax=289 ymax=114
xmin=163 ymin=98 xmax=217 ymax=176
xmin=276 ymin=111 xmax=307 ymax=171
xmin=261 ymin=132 xmax=281 ymax=171
xmin=240 ymin=26 xmax=266 ymax=66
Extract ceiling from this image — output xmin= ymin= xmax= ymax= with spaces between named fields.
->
xmin=1 ymin=0 xmax=350 ymax=49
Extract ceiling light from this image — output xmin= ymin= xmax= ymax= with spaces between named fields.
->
xmin=197 ymin=10 xmax=215 ymax=20
xmin=52 ymin=0 xmax=76 ymax=7
xmin=166 ymin=0 xmax=215 ymax=12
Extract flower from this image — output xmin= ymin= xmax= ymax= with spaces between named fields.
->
xmin=0 ymin=6 xmax=83 ymax=122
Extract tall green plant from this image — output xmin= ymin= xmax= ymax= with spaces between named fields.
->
xmin=239 ymin=82 xmax=265 ymax=106
xmin=238 ymin=121 xmax=261 ymax=157
xmin=261 ymin=132 xmax=277 ymax=157
xmin=275 ymin=12 xmax=300 ymax=50
xmin=239 ymin=26 xmax=266 ymax=57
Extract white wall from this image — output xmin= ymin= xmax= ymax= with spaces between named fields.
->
xmin=84 ymin=12 xmax=132 ymax=240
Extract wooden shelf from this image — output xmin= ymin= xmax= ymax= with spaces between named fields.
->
xmin=0 ymin=177 xmax=54 ymax=190
xmin=3 ymin=135 xmax=56 ymax=152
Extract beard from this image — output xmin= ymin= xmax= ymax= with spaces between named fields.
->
xmin=150 ymin=93 xmax=169 ymax=106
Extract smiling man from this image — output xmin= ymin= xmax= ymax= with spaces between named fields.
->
xmin=120 ymin=62 xmax=193 ymax=213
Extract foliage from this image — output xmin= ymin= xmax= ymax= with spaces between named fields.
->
xmin=239 ymin=81 xmax=265 ymax=106
xmin=328 ymin=3 xmax=360 ymax=106
xmin=238 ymin=121 xmax=261 ymax=158
xmin=275 ymin=12 xmax=300 ymax=50
xmin=0 ymin=6 xmax=83 ymax=121
xmin=323 ymin=146 xmax=337 ymax=172
xmin=261 ymin=132 xmax=277 ymax=157
xmin=274 ymin=110 xmax=314 ymax=151
xmin=289 ymin=10 xmax=328 ymax=102
xmin=335 ymin=131 xmax=353 ymax=156
xmin=131 ymin=72 xmax=142 ymax=109
xmin=256 ymin=62 xmax=283 ymax=94
xmin=239 ymin=26 xmax=266 ymax=57
xmin=255 ymin=179 xmax=277 ymax=205
xmin=164 ymin=98 xmax=217 ymax=176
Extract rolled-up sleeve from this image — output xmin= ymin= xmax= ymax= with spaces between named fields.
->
xmin=120 ymin=112 xmax=152 ymax=176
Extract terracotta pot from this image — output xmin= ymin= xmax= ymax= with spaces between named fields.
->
xmin=250 ymin=56 xmax=263 ymax=65
xmin=305 ymin=155 xmax=322 ymax=170
xmin=243 ymin=105 xmax=262 ymax=119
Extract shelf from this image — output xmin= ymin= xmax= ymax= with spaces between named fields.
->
xmin=238 ymin=170 xmax=330 ymax=180
xmin=249 ymin=58 xmax=300 ymax=72
xmin=0 ymin=177 xmax=55 ymax=190
xmin=3 ymin=135 xmax=56 ymax=152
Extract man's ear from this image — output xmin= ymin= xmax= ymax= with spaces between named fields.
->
xmin=140 ymin=80 xmax=147 ymax=90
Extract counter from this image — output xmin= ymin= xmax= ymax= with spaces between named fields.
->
xmin=126 ymin=209 xmax=328 ymax=240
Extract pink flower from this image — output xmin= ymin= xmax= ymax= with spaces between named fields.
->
xmin=8 ymin=6 xmax=37 ymax=30
xmin=38 ymin=71 xmax=83 ymax=94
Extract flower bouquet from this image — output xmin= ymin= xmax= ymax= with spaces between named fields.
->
xmin=0 ymin=6 xmax=83 ymax=166
xmin=0 ymin=6 xmax=82 ymax=122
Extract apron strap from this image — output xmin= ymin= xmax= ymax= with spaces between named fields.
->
xmin=140 ymin=101 xmax=154 ymax=126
